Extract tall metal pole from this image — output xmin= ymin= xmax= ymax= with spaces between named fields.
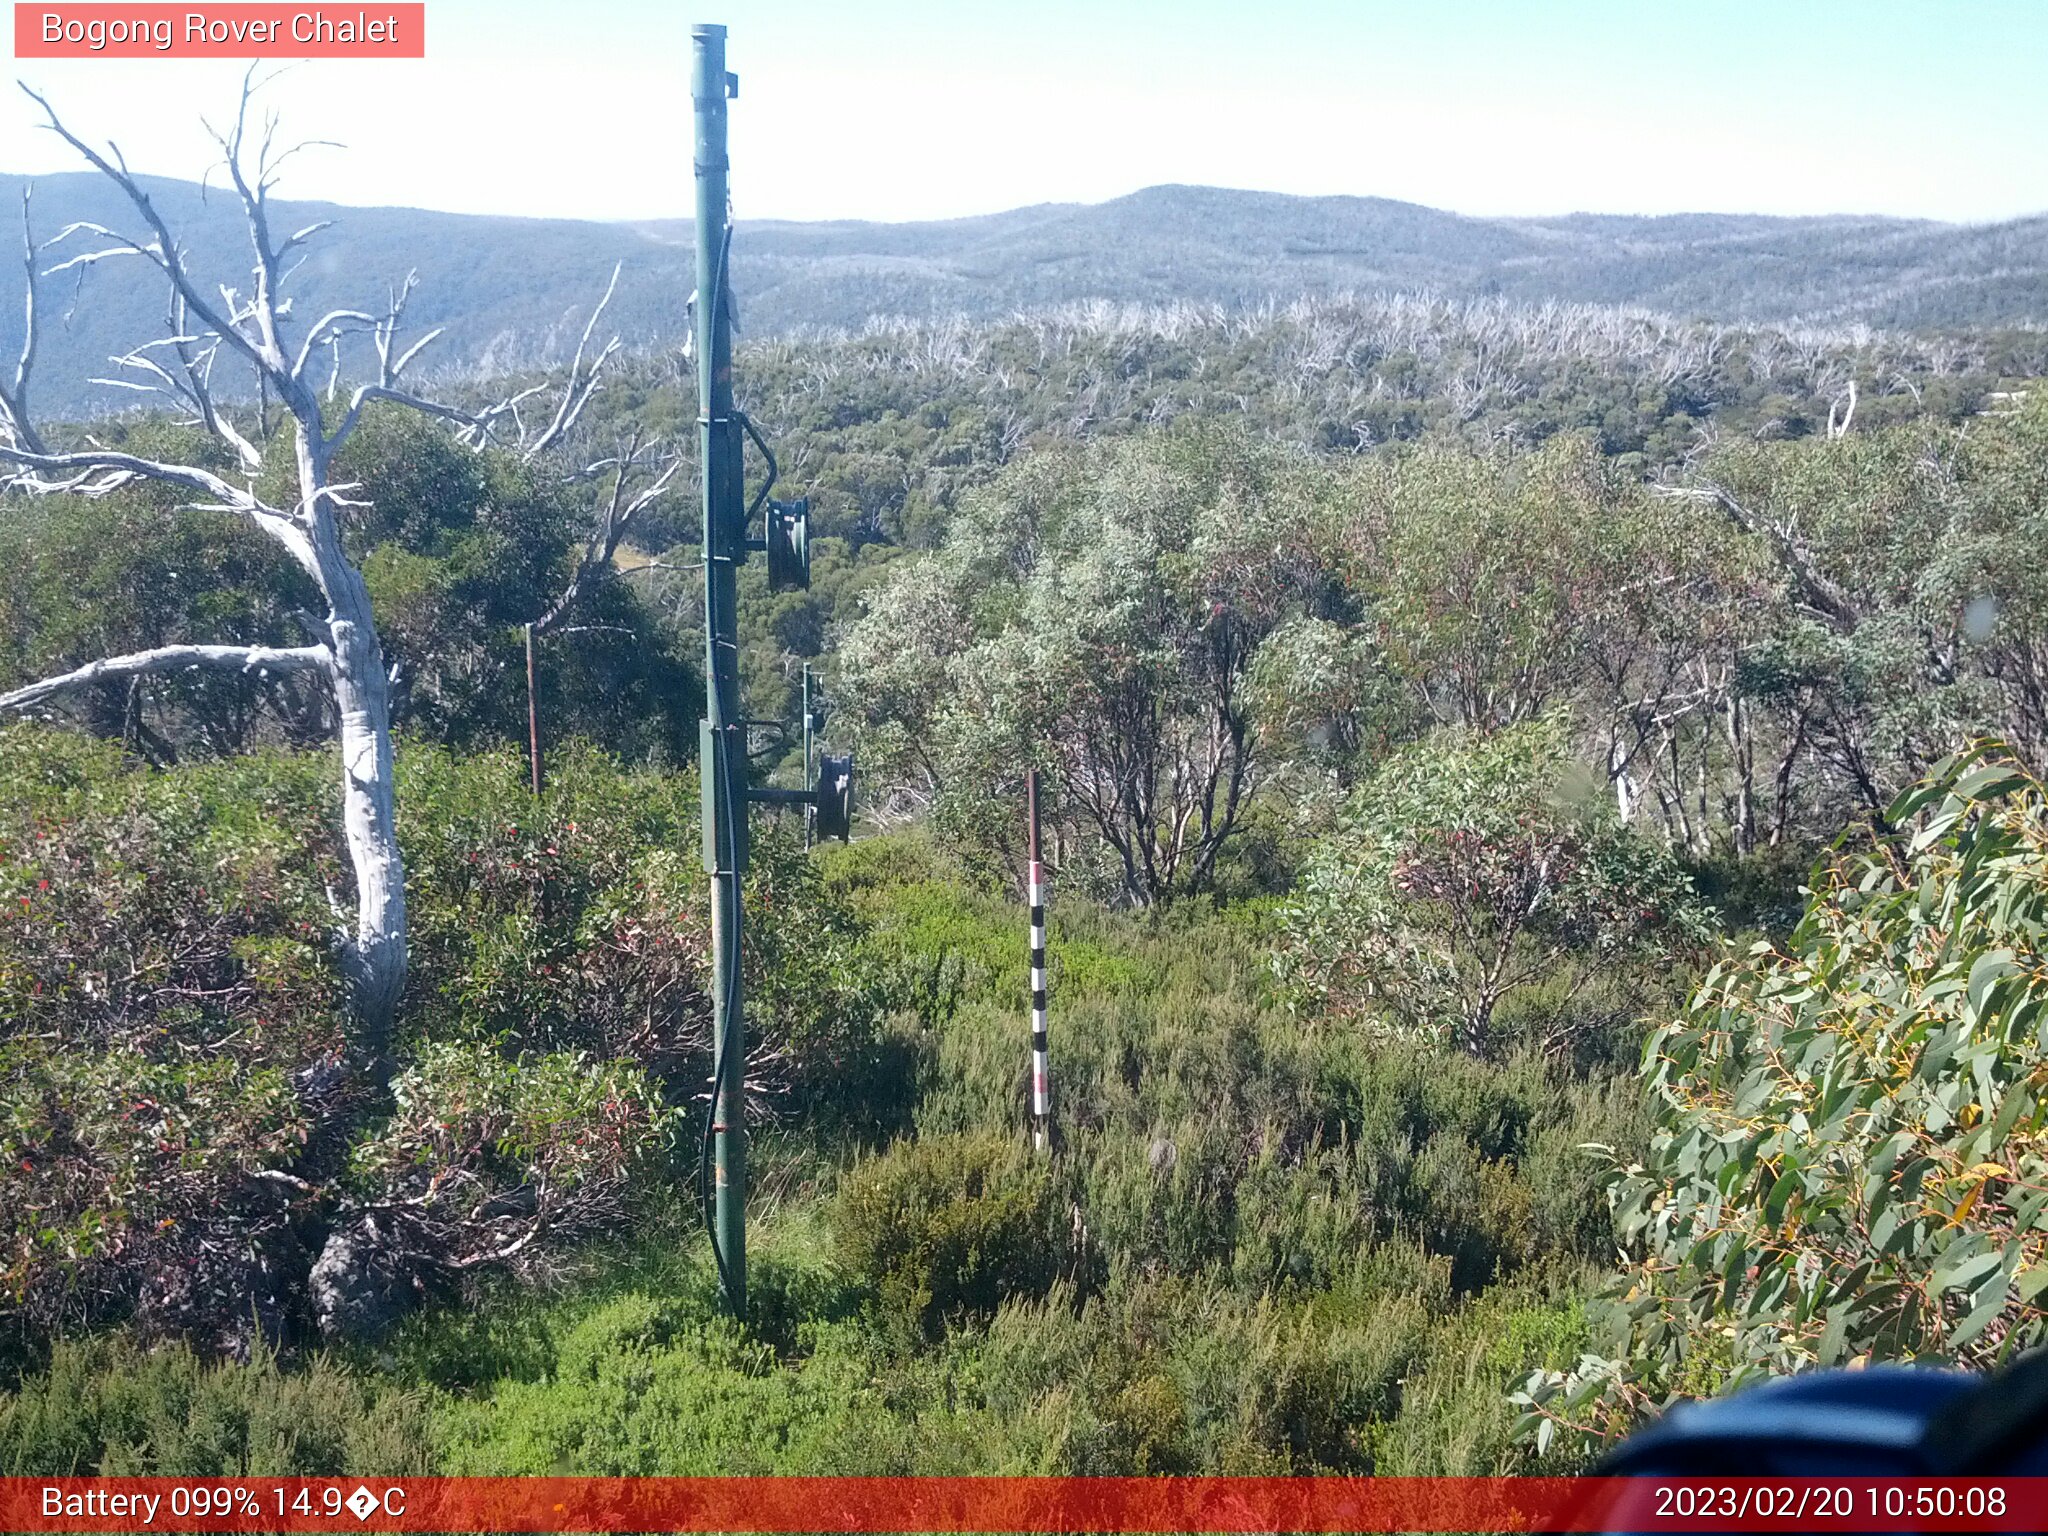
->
xmin=693 ymin=21 xmax=746 ymax=1317
xmin=1027 ymin=770 xmax=1050 ymax=1151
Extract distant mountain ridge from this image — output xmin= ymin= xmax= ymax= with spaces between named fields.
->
xmin=1 ymin=174 xmax=2042 ymax=415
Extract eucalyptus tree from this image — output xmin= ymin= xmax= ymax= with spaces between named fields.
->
xmin=1671 ymin=398 xmax=2048 ymax=832
xmin=1355 ymin=439 xmax=1607 ymax=733
xmin=1950 ymin=398 xmax=2048 ymax=769
xmin=1334 ymin=436 xmax=1767 ymax=847
xmin=840 ymin=426 xmax=1334 ymax=903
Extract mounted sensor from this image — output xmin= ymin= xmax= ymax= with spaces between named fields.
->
xmin=765 ymin=497 xmax=810 ymax=592
xmin=813 ymin=752 xmax=854 ymax=841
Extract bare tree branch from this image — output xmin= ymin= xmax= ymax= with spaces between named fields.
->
xmin=202 ymin=73 xmax=299 ymax=393
xmin=0 ymin=642 xmax=330 ymax=712
xmin=372 ymin=272 xmax=438 ymax=384
xmin=291 ymin=305 xmax=380 ymax=380
xmin=0 ymin=187 xmax=46 ymax=454
xmin=533 ymin=434 xmax=684 ymax=637
xmin=522 ymin=262 xmax=623 ymax=462
xmin=325 ymin=381 xmax=539 ymax=458
xmin=21 ymin=82 xmax=280 ymax=388
xmin=321 ymin=263 xmax=624 ymax=463
xmin=93 ymin=297 xmax=267 ymax=472
xmin=1657 ymin=479 xmax=1862 ymax=633
xmin=0 ymin=439 xmax=248 ymax=502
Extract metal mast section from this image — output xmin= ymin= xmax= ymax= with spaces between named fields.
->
xmin=690 ymin=22 xmax=852 ymax=1321
xmin=692 ymin=21 xmax=747 ymax=1318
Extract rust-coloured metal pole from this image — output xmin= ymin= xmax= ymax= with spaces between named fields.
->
xmin=525 ymin=621 xmax=542 ymax=795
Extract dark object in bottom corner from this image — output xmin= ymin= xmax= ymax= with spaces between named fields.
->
xmin=1586 ymin=1349 xmax=2048 ymax=1531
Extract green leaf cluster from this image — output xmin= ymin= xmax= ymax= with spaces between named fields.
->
xmin=1516 ymin=746 xmax=2048 ymax=1452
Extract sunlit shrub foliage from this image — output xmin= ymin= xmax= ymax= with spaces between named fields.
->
xmin=1517 ymin=749 xmax=2048 ymax=1455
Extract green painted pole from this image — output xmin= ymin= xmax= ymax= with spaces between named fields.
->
xmin=693 ymin=20 xmax=746 ymax=1318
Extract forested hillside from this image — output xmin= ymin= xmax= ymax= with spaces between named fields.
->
xmin=4 ymin=170 xmax=2046 ymax=415
xmin=5 ymin=146 xmax=2048 ymax=1478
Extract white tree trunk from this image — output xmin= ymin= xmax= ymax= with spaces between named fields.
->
xmin=329 ymin=625 xmax=406 ymax=1056
xmin=298 ymin=431 xmax=407 ymax=1060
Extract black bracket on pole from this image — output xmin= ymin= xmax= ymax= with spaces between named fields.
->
xmin=739 ymin=410 xmax=776 ymax=540
xmin=729 ymin=410 xmax=810 ymax=592
xmin=745 ymin=752 xmax=854 ymax=842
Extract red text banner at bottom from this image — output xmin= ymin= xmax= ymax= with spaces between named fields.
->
xmin=3 ymin=1476 xmax=2046 ymax=1533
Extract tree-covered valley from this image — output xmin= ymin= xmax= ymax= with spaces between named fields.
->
xmin=5 ymin=127 xmax=2048 ymax=1483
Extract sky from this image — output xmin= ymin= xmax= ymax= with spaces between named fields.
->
xmin=1 ymin=0 xmax=2043 ymax=226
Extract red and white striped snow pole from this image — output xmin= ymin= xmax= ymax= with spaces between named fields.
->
xmin=1027 ymin=769 xmax=1050 ymax=1151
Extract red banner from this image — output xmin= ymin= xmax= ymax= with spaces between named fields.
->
xmin=1 ymin=1476 xmax=2044 ymax=1533
xmin=14 ymin=5 xmax=425 ymax=58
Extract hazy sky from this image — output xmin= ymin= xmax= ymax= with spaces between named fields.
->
xmin=2 ymin=0 xmax=2043 ymax=225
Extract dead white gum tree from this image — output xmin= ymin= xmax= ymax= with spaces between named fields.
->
xmin=0 ymin=76 xmax=654 ymax=1071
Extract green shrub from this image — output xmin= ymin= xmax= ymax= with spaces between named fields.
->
xmin=1 ymin=1045 xmax=308 ymax=1359
xmin=1369 ymin=1279 xmax=1594 ymax=1475
xmin=971 ymin=1252 xmax=1447 ymax=1474
xmin=0 ymin=729 xmax=891 ymax=1361
xmin=0 ymin=729 xmax=343 ymax=1362
xmin=833 ymin=1134 xmax=1061 ymax=1339
xmin=1275 ymin=719 xmax=1709 ymax=1059
xmin=0 ymin=1335 xmax=434 ymax=1476
xmin=436 ymin=1305 xmax=882 ymax=1475
xmin=332 ymin=1041 xmax=673 ymax=1301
